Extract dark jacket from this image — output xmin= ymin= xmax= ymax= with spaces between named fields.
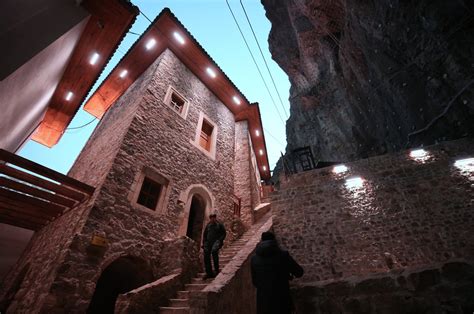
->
xmin=251 ymin=239 xmax=304 ymax=314
xmin=202 ymin=221 xmax=226 ymax=246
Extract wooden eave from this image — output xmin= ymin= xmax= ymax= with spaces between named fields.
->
xmin=83 ymin=8 xmax=271 ymax=180
xmin=31 ymin=0 xmax=139 ymax=148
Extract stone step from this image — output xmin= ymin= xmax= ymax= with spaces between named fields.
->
xmin=191 ymin=277 xmax=213 ymax=283
xmin=169 ymin=299 xmax=189 ymax=307
xmin=185 ymin=283 xmax=207 ymax=291
xmin=176 ymin=291 xmax=189 ymax=299
xmin=159 ymin=307 xmax=189 ymax=314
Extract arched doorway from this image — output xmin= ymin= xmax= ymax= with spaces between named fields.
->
xmin=186 ymin=194 xmax=206 ymax=243
xmin=87 ymin=256 xmax=153 ymax=314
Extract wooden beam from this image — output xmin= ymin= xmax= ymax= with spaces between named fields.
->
xmin=0 ymin=188 xmax=65 ymax=214
xmin=0 ymin=207 xmax=49 ymax=225
xmin=0 ymin=149 xmax=95 ymax=195
xmin=0 ymin=196 xmax=58 ymax=220
xmin=0 ymin=164 xmax=86 ymax=202
xmin=0 ymin=214 xmax=42 ymax=231
xmin=0 ymin=176 xmax=76 ymax=208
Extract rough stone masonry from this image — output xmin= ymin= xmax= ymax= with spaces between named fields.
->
xmin=0 ymin=48 xmax=262 ymax=313
xmin=272 ymin=138 xmax=474 ymax=313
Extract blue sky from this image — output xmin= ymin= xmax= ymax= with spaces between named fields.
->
xmin=19 ymin=0 xmax=290 ymax=174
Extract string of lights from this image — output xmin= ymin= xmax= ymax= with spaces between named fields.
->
xmin=225 ymin=0 xmax=286 ymax=125
xmin=239 ymin=0 xmax=289 ymax=119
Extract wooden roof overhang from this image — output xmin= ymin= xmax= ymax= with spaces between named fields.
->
xmin=83 ymin=8 xmax=271 ymax=180
xmin=0 ymin=149 xmax=95 ymax=231
xmin=31 ymin=0 xmax=139 ymax=148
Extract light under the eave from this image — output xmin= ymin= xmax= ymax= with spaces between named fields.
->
xmin=173 ymin=32 xmax=185 ymax=45
xmin=233 ymin=96 xmax=241 ymax=105
xmin=89 ymin=52 xmax=100 ymax=65
xmin=206 ymin=67 xmax=217 ymax=78
xmin=145 ymin=38 xmax=156 ymax=50
xmin=65 ymin=91 xmax=74 ymax=101
xmin=119 ymin=69 xmax=128 ymax=78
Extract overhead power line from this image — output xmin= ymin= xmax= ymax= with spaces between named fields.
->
xmin=264 ymin=127 xmax=287 ymax=150
xmin=239 ymin=0 xmax=288 ymax=119
xmin=225 ymin=0 xmax=286 ymax=125
xmin=65 ymin=117 xmax=97 ymax=131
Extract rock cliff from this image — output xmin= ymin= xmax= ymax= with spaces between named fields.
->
xmin=262 ymin=0 xmax=474 ymax=164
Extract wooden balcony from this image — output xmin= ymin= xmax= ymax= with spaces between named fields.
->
xmin=0 ymin=149 xmax=95 ymax=231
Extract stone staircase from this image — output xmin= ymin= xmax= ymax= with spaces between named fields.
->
xmin=158 ymin=212 xmax=272 ymax=313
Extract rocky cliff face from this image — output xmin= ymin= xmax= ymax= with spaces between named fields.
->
xmin=262 ymin=0 xmax=474 ymax=163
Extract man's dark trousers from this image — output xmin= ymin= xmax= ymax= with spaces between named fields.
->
xmin=204 ymin=240 xmax=221 ymax=276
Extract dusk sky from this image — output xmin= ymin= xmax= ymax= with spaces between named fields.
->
xmin=19 ymin=0 xmax=290 ymax=174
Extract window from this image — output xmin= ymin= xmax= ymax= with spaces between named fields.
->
xmin=199 ymin=119 xmax=214 ymax=151
xmin=164 ymin=86 xmax=189 ymax=118
xmin=170 ymin=93 xmax=185 ymax=113
xmin=137 ymin=177 xmax=162 ymax=210
xmin=129 ymin=167 xmax=170 ymax=214
xmin=192 ymin=112 xmax=218 ymax=159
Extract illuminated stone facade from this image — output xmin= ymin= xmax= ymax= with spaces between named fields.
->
xmin=0 ymin=49 xmax=263 ymax=313
xmin=272 ymin=138 xmax=474 ymax=312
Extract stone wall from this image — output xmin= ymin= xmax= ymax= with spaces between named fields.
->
xmin=37 ymin=49 xmax=241 ymax=312
xmin=115 ymin=237 xmax=199 ymax=313
xmin=234 ymin=121 xmax=253 ymax=227
xmin=271 ymin=138 xmax=474 ymax=311
xmin=0 ymin=53 xmax=165 ymax=314
xmin=0 ymin=201 xmax=92 ymax=313
xmin=2 ymin=48 xmax=252 ymax=313
xmin=293 ymin=261 xmax=474 ymax=314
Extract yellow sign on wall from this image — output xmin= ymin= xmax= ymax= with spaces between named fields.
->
xmin=91 ymin=235 xmax=108 ymax=247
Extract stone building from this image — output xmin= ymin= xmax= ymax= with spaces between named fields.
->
xmin=0 ymin=9 xmax=270 ymax=313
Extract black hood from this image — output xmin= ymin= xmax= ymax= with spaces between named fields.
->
xmin=256 ymin=240 xmax=280 ymax=257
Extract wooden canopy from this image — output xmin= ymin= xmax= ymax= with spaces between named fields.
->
xmin=31 ymin=0 xmax=139 ymax=148
xmin=83 ymin=8 xmax=271 ymax=180
xmin=0 ymin=149 xmax=95 ymax=231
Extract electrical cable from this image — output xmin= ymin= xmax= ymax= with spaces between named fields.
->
xmin=65 ymin=117 xmax=97 ymax=131
xmin=239 ymin=0 xmax=289 ymax=118
xmin=263 ymin=127 xmax=286 ymax=150
xmin=225 ymin=0 xmax=286 ymax=125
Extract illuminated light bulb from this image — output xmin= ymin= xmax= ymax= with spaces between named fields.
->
xmin=65 ymin=91 xmax=73 ymax=101
xmin=454 ymin=157 xmax=474 ymax=172
xmin=233 ymin=96 xmax=241 ymax=105
xmin=263 ymin=166 xmax=267 ymax=171
xmin=345 ymin=177 xmax=364 ymax=189
xmin=410 ymin=149 xmax=427 ymax=159
xmin=206 ymin=67 xmax=216 ymax=78
xmin=259 ymin=149 xmax=264 ymax=156
xmin=333 ymin=164 xmax=348 ymax=174
xmin=119 ymin=69 xmax=128 ymax=78
xmin=255 ymin=130 xmax=260 ymax=137
xmin=145 ymin=38 xmax=156 ymax=50
xmin=89 ymin=52 xmax=100 ymax=65
xmin=173 ymin=32 xmax=185 ymax=44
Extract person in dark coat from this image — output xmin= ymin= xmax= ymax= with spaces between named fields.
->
xmin=251 ymin=231 xmax=304 ymax=314
xmin=202 ymin=213 xmax=226 ymax=279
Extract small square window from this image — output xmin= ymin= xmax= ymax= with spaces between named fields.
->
xmin=170 ymin=93 xmax=185 ymax=113
xmin=199 ymin=120 xmax=214 ymax=151
xmin=137 ymin=177 xmax=162 ymax=210
xmin=164 ymin=86 xmax=189 ymax=118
